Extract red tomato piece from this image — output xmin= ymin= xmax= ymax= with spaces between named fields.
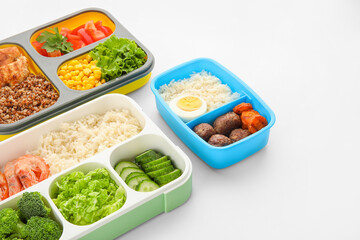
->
xmin=60 ymin=27 xmax=71 ymax=37
xmin=78 ymin=28 xmax=94 ymax=45
xmin=71 ymin=24 xmax=85 ymax=35
xmin=47 ymin=50 xmax=62 ymax=57
xmin=32 ymin=41 xmax=48 ymax=57
xmin=67 ymin=33 xmax=81 ymax=41
xmin=85 ymin=20 xmax=106 ymax=41
xmin=94 ymin=21 xmax=111 ymax=36
xmin=70 ymin=39 xmax=86 ymax=50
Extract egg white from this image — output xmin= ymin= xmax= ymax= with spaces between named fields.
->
xmin=169 ymin=95 xmax=207 ymax=122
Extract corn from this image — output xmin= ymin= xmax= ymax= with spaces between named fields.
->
xmin=57 ymin=54 xmax=104 ymax=90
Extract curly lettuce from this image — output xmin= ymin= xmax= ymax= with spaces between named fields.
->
xmin=52 ymin=168 xmax=126 ymax=225
xmin=89 ymin=36 xmax=147 ymax=81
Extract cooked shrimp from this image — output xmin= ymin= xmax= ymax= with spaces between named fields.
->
xmin=4 ymin=159 xmax=23 ymax=196
xmin=14 ymin=155 xmax=50 ymax=189
xmin=0 ymin=171 xmax=9 ymax=201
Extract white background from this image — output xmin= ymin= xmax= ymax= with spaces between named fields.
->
xmin=1 ymin=0 xmax=360 ymax=239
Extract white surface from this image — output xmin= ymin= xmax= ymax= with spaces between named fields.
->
xmin=1 ymin=0 xmax=359 ymax=239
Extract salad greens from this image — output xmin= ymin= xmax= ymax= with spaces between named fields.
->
xmin=52 ymin=168 xmax=126 ymax=226
xmin=89 ymin=35 xmax=147 ymax=81
xmin=36 ymin=27 xmax=73 ymax=54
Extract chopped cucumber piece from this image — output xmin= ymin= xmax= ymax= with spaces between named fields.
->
xmin=144 ymin=160 xmax=172 ymax=173
xmin=141 ymin=156 xmax=169 ymax=169
xmin=125 ymin=172 xmax=149 ymax=184
xmin=135 ymin=150 xmax=158 ymax=165
xmin=154 ymin=169 xmax=182 ymax=186
xmin=114 ymin=161 xmax=138 ymax=175
xmin=155 ymin=152 xmax=164 ymax=158
xmin=147 ymin=166 xmax=174 ymax=178
xmin=136 ymin=180 xmax=159 ymax=192
xmin=128 ymin=175 xmax=151 ymax=190
xmin=120 ymin=167 xmax=144 ymax=180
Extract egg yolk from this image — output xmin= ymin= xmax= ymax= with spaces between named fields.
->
xmin=176 ymin=96 xmax=202 ymax=111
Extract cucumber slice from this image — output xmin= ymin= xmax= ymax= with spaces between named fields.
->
xmin=127 ymin=175 xmax=150 ymax=190
xmin=155 ymin=152 xmax=164 ymax=158
xmin=136 ymin=180 xmax=159 ymax=192
xmin=154 ymin=169 xmax=182 ymax=186
xmin=135 ymin=150 xmax=158 ymax=165
xmin=144 ymin=160 xmax=172 ymax=173
xmin=114 ymin=161 xmax=138 ymax=175
xmin=141 ymin=156 xmax=168 ymax=169
xmin=125 ymin=172 xmax=149 ymax=184
xmin=147 ymin=166 xmax=174 ymax=178
xmin=120 ymin=167 xmax=144 ymax=180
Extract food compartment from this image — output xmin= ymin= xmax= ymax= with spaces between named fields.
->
xmin=0 ymin=44 xmax=60 ymax=125
xmin=0 ymin=191 xmax=63 ymax=239
xmin=56 ymin=34 xmax=148 ymax=91
xmin=30 ymin=11 xmax=115 ymax=57
xmin=49 ymin=162 xmax=127 ymax=226
xmin=151 ymin=58 xmax=276 ymax=168
xmin=110 ymin=134 xmax=188 ymax=192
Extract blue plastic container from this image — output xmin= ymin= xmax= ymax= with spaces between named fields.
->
xmin=150 ymin=58 xmax=275 ymax=168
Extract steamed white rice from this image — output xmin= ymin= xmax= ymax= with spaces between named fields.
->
xmin=29 ymin=109 xmax=142 ymax=175
xmin=159 ymin=71 xmax=240 ymax=112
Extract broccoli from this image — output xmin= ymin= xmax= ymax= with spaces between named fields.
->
xmin=0 ymin=208 xmax=26 ymax=239
xmin=17 ymin=192 xmax=51 ymax=221
xmin=23 ymin=216 xmax=62 ymax=240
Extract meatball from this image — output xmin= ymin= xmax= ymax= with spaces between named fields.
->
xmin=193 ymin=123 xmax=216 ymax=141
xmin=229 ymin=128 xmax=251 ymax=142
xmin=208 ymin=134 xmax=232 ymax=147
xmin=213 ymin=112 xmax=241 ymax=136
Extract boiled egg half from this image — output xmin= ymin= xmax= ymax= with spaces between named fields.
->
xmin=169 ymin=95 xmax=207 ymax=122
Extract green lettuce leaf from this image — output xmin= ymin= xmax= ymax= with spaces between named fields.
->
xmin=89 ymin=36 xmax=147 ymax=81
xmin=52 ymin=168 xmax=126 ymax=225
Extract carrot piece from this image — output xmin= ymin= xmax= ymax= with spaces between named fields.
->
xmin=233 ymin=103 xmax=253 ymax=115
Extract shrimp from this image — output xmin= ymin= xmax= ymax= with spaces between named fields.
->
xmin=4 ymin=159 xmax=23 ymax=196
xmin=14 ymin=155 xmax=50 ymax=189
xmin=0 ymin=171 xmax=9 ymax=200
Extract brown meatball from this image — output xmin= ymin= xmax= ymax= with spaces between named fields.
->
xmin=208 ymin=134 xmax=232 ymax=147
xmin=213 ymin=112 xmax=241 ymax=136
xmin=193 ymin=123 xmax=216 ymax=141
xmin=229 ymin=128 xmax=251 ymax=142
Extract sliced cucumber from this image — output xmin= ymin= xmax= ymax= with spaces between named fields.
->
xmin=128 ymin=175 xmax=151 ymax=190
xmin=114 ymin=161 xmax=138 ymax=175
xmin=125 ymin=172 xmax=149 ymax=184
xmin=147 ymin=165 xmax=174 ymax=178
xmin=155 ymin=152 xmax=164 ymax=158
xmin=154 ymin=169 xmax=182 ymax=186
xmin=135 ymin=150 xmax=158 ymax=165
xmin=141 ymin=156 xmax=169 ymax=169
xmin=120 ymin=167 xmax=144 ymax=180
xmin=136 ymin=180 xmax=159 ymax=192
xmin=144 ymin=160 xmax=172 ymax=173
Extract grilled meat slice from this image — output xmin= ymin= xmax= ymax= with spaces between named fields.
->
xmin=0 ymin=47 xmax=21 ymax=67
xmin=0 ymin=56 xmax=29 ymax=87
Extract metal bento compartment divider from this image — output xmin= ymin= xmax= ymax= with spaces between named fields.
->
xmin=0 ymin=8 xmax=154 ymax=135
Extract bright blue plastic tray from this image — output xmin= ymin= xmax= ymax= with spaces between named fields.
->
xmin=150 ymin=58 xmax=275 ymax=168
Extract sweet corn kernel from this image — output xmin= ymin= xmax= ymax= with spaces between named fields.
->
xmin=101 ymin=79 xmax=106 ymax=84
xmin=86 ymin=55 xmax=92 ymax=62
xmin=68 ymin=65 xmax=74 ymax=71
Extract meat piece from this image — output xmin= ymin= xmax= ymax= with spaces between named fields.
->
xmin=229 ymin=128 xmax=251 ymax=142
xmin=213 ymin=112 xmax=241 ymax=136
xmin=233 ymin=102 xmax=253 ymax=115
xmin=0 ymin=47 xmax=21 ymax=67
xmin=0 ymin=56 xmax=29 ymax=87
xmin=193 ymin=123 xmax=216 ymax=141
xmin=208 ymin=134 xmax=232 ymax=147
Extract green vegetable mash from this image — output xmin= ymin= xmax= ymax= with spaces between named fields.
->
xmin=89 ymin=35 xmax=147 ymax=81
xmin=52 ymin=168 xmax=126 ymax=225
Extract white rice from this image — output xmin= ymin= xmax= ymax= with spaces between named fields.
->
xmin=159 ymin=71 xmax=240 ymax=112
xmin=29 ymin=109 xmax=142 ymax=175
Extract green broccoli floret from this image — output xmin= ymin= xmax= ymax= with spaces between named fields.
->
xmin=0 ymin=208 xmax=26 ymax=239
xmin=17 ymin=192 xmax=51 ymax=221
xmin=23 ymin=216 xmax=62 ymax=240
